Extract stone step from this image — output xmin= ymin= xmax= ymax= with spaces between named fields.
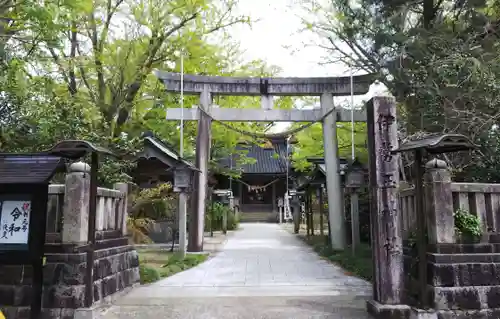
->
xmin=240 ymin=212 xmax=274 ymax=223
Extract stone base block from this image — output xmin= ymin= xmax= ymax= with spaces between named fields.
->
xmin=436 ymin=308 xmax=500 ymax=319
xmin=366 ymin=299 xmax=411 ymax=319
xmin=410 ymin=308 xmax=437 ymax=319
xmin=74 ymin=284 xmax=139 ymax=319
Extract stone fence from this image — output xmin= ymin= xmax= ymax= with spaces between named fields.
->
xmin=400 ymin=177 xmax=500 ymax=240
xmin=399 ymin=159 xmax=500 ymax=318
xmin=45 ymin=168 xmax=127 ymax=244
xmin=0 ymin=162 xmax=140 ymax=319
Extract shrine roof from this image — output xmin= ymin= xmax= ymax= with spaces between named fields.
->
xmin=0 ymin=154 xmax=65 ymax=184
xmin=132 ymin=132 xmax=197 ymax=187
xmin=219 ymin=142 xmax=289 ymax=174
xmin=45 ymin=139 xmax=117 ymax=159
xmin=296 ymin=158 xmax=349 ymax=190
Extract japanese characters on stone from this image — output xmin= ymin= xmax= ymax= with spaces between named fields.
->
xmin=0 ymin=201 xmax=31 ymax=244
xmin=376 ymin=111 xmax=397 ymax=189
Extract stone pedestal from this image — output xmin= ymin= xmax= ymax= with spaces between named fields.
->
xmin=424 ymin=159 xmax=454 ymax=244
xmin=62 ymin=162 xmax=90 ymax=244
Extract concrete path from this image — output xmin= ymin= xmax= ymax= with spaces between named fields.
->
xmin=102 ymin=223 xmax=373 ymax=319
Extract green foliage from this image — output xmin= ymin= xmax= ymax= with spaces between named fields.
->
xmin=139 ymin=264 xmax=160 ymax=284
xmin=227 ymin=211 xmax=240 ymax=230
xmin=292 ymin=121 xmax=367 ymax=172
xmin=454 ymin=208 xmax=482 ymax=238
xmin=205 ymin=201 xmax=239 ymax=232
xmin=129 ymin=183 xmax=177 ymax=220
xmin=0 ymin=0 xmax=283 ymax=190
xmin=138 ymin=250 xmax=207 ymax=283
xmin=301 ymin=235 xmax=373 ymax=282
xmin=127 ymin=216 xmax=154 ymax=244
xmin=299 ymin=0 xmax=500 ymax=183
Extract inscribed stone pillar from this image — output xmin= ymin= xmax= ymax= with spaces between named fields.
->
xmin=320 ymin=93 xmax=346 ymax=250
xmin=424 ymin=159 xmax=455 ymax=244
xmin=62 ymin=162 xmax=90 ymax=244
xmin=188 ymin=85 xmax=212 ymax=252
xmin=365 ymin=95 xmax=404 ymax=305
xmin=114 ymin=182 xmax=129 ymax=236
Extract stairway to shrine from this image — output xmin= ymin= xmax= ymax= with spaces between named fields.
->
xmin=240 ymin=212 xmax=275 ymax=223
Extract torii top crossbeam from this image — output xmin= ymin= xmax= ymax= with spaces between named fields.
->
xmin=154 ymin=71 xmax=373 ymax=96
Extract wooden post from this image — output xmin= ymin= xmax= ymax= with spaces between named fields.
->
xmin=178 ymin=192 xmax=188 ymax=258
xmin=310 ymin=190 xmax=315 ymax=236
xmin=304 ymin=189 xmax=311 ymax=236
xmin=222 ymin=197 xmax=228 ymax=235
xmin=365 ymin=95 xmax=404 ymax=310
xmin=414 ymin=150 xmax=427 ymax=308
xmin=318 ymin=188 xmax=324 ymax=236
xmin=293 ymin=198 xmax=300 ymax=234
xmin=351 ymin=190 xmax=360 ymax=254
xmin=272 ymin=181 xmax=277 ymax=221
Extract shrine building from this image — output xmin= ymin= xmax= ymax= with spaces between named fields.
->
xmin=214 ymin=137 xmax=296 ymax=223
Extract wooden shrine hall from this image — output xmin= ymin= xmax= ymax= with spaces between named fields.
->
xmin=214 ymin=137 xmax=295 ymax=222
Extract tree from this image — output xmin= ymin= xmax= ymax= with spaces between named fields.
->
xmin=298 ymin=0 xmax=500 ymax=181
xmin=292 ymin=121 xmax=367 ymax=171
xmin=25 ymin=0 xmax=249 ymax=138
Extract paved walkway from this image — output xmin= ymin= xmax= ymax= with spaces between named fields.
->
xmin=102 ymin=223 xmax=373 ymax=319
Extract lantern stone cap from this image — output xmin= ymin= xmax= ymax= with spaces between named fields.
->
xmin=392 ymin=133 xmax=477 ymax=154
xmin=69 ymin=161 xmax=91 ymax=173
xmin=348 ymin=158 xmax=364 ymax=170
xmin=425 ymin=158 xmax=448 ymax=169
xmin=45 ymin=139 xmax=118 ymax=160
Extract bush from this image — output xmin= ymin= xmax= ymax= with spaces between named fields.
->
xmin=160 ymin=253 xmax=208 ymax=277
xmin=205 ymin=201 xmax=239 ymax=232
xmin=138 ymin=251 xmax=208 ymax=284
xmin=139 ymin=264 xmax=160 ymax=284
xmin=227 ymin=211 xmax=240 ymax=230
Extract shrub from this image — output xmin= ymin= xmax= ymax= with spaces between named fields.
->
xmin=454 ymin=208 xmax=482 ymax=238
xmin=205 ymin=201 xmax=239 ymax=231
xmin=227 ymin=210 xmax=240 ymax=230
xmin=139 ymin=264 xmax=160 ymax=284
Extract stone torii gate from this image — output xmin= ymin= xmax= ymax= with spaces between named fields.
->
xmin=155 ymin=71 xmax=371 ymax=252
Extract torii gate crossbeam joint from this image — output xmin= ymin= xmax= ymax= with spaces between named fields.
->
xmin=155 ymin=70 xmax=372 ymax=252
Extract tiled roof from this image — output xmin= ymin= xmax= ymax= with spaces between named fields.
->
xmin=220 ymin=142 xmax=289 ymax=174
xmin=0 ymin=154 xmax=64 ymax=184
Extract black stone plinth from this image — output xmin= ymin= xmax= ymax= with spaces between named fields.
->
xmin=366 ymin=299 xmax=411 ymax=319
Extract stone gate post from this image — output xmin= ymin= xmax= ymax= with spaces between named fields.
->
xmin=366 ymin=95 xmax=409 ymax=318
xmin=62 ymin=162 xmax=90 ymax=244
xmin=424 ymin=159 xmax=455 ymax=244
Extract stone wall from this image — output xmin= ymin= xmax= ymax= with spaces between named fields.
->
xmin=0 ymin=162 xmax=139 ymax=319
xmin=0 ymin=246 xmax=139 ymax=319
xmin=427 ymin=243 xmax=500 ymax=319
xmin=399 ymin=160 xmax=500 ymax=318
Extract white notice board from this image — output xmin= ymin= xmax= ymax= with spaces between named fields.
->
xmin=0 ymin=200 xmax=31 ymax=244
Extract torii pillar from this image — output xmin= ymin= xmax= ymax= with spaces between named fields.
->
xmin=155 ymin=71 xmax=372 ymax=251
xmin=189 ymin=85 xmax=212 ymax=251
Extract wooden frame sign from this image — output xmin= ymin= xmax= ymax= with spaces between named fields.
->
xmin=0 ymin=154 xmax=65 ymax=319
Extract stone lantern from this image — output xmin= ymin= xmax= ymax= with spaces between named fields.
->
xmin=173 ymin=167 xmax=195 ymax=193
xmin=345 ymin=158 xmax=365 ymax=254
xmin=346 ymin=158 xmax=365 ymax=189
